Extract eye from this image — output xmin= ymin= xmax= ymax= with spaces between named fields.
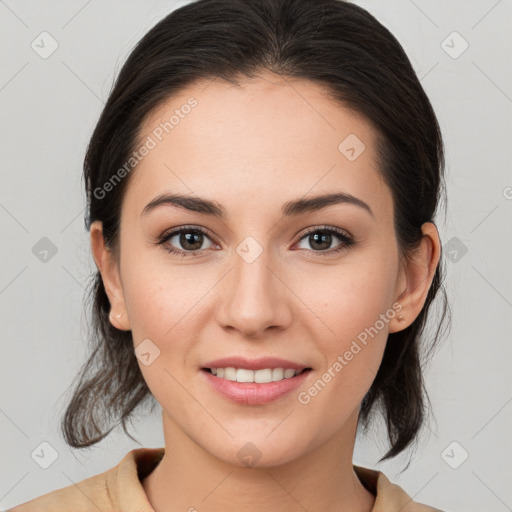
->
xmin=156 ymin=226 xmax=216 ymax=257
xmin=155 ymin=224 xmax=355 ymax=258
xmin=294 ymin=226 xmax=354 ymax=255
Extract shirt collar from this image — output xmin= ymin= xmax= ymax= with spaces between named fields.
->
xmin=108 ymin=447 xmax=431 ymax=512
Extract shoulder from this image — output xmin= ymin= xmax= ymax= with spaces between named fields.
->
xmin=8 ymin=457 xmax=119 ymax=512
xmin=376 ymin=471 xmax=445 ymax=511
xmin=8 ymin=471 xmax=112 ymax=512
xmin=8 ymin=447 xmax=163 ymax=512
xmin=354 ymin=465 xmax=445 ymax=512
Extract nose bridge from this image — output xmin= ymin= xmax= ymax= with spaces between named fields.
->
xmin=216 ymin=235 xmax=291 ymax=336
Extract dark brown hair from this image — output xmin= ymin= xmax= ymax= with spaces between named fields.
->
xmin=59 ymin=0 xmax=451 ymax=468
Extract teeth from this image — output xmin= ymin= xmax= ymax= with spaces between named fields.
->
xmin=237 ymin=368 xmax=256 ymax=382
xmin=255 ymin=369 xmax=272 ymax=383
xmin=224 ymin=367 xmax=236 ymax=381
xmin=283 ymin=369 xmax=296 ymax=378
xmin=209 ymin=367 xmax=303 ymax=383
xmin=272 ymin=368 xmax=284 ymax=381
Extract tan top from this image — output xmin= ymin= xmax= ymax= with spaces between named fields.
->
xmin=9 ymin=447 xmax=444 ymax=511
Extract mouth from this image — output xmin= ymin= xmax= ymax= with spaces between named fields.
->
xmin=201 ymin=367 xmax=313 ymax=383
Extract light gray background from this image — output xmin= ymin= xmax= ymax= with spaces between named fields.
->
xmin=1 ymin=1 xmax=511 ymax=511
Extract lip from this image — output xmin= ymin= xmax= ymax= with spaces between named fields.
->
xmin=201 ymin=356 xmax=311 ymax=372
xmin=200 ymin=367 xmax=312 ymax=405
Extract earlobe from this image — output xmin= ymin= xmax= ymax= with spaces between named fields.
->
xmin=108 ymin=310 xmax=130 ymax=331
xmin=390 ymin=222 xmax=441 ymax=333
xmin=90 ymin=221 xmax=131 ymax=331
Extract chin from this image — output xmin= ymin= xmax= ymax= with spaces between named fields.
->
xmin=200 ymin=432 xmax=312 ymax=469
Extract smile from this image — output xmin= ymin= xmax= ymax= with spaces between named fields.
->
xmin=203 ymin=367 xmax=311 ymax=383
xmin=201 ymin=367 xmax=313 ymax=405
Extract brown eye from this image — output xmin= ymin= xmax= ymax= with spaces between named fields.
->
xmin=157 ymin=226 xmax=215 ymax=257
xmin=176 ymin=230 xmax=205 ymax=251
xmin=295 ymin=227 xmax=354 ymax=255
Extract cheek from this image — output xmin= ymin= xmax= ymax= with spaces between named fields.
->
xmin=304 ymin=256 xmax=396 ymax=338
xmin=297 ymin=253 xmax=397 ymax=394
xmin=296 ymin=267 xmax=394 ymax=422
xmin=120 ymin=246 xmax=202 ymax=341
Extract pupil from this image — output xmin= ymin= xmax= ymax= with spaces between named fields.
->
xmin=181 ymin=231 xmax=202 ymax=250
xmin=311 ymin=232 xmax=331 ymax=250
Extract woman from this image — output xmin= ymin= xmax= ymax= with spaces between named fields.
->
xmin=10 ymin=0 xmax=449 ymax=510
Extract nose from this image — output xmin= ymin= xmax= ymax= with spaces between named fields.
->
xmin=215 ymin=245 xmax=293 ymax=338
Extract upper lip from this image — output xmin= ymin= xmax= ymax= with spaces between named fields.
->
xmin=202 ymin=356 xmax=311 ymax=371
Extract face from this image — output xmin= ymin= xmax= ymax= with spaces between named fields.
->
xmin=93 ymin=70 xmax=419 ymax=467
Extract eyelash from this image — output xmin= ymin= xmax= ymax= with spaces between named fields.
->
xmin=155 ymin=224 xmax=355 ymax=258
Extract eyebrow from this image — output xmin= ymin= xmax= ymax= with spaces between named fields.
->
xmin=141 ymin=191 xmax=374 ymax=218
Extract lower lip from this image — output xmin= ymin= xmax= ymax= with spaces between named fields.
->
xmin=201 ymin=369 xmax=312 ymax=405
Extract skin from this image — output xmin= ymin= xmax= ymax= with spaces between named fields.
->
xmin=90 ymin=70 xmax=440 ymax=512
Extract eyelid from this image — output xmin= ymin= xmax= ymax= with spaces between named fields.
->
xmin=295 ymin=224 xmax=353 ymax=243
xmin=160 ymin=224 xmax=216 ymax=240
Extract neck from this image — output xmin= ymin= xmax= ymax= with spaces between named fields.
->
xmin=142 ymin=409 xmax=376 ymax=512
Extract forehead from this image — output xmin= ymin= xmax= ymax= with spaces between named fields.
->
xmin=124 ymin=71 xmax=391 ymax=220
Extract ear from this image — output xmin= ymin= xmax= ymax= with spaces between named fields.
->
xmin=389 ymin=222 xmax=441 ymax=333
xmin=90 ymin=220 xmax=131 ymax=331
